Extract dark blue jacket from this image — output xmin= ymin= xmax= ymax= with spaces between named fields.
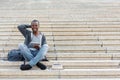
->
xmin=17 ymin=24 xmax=47 ymax=47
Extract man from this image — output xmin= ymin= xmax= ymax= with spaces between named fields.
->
xmin=18 ymin=20 xmax=49 ymax=70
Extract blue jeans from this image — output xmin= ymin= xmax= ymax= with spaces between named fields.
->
xmin=19 ymin=43 xmax=48 ymax=67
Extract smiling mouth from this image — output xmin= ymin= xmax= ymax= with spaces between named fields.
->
xmin=34 ymin=29 xmax=37 ymax=30
xmin=32 ymin=28 xmax=37 ymax=32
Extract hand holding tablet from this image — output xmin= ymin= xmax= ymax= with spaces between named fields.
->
xmin=30 ymin=42 xmax=40 ymax=45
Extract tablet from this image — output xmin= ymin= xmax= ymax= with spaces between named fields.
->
xmin=30 ymin=42 xmax=40 ymax=45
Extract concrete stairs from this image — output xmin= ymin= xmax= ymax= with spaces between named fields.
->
xmin=0 ymin=0 xmax=120 ymax=79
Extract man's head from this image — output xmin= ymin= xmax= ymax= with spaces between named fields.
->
xmin=31 ymin=20 xmax=39 ymax=33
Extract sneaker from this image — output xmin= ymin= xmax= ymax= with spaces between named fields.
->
xmin=36 ymin=62 xmax=46 ymax=70
xmin=20 ymin=64 xmax=32 ymax=70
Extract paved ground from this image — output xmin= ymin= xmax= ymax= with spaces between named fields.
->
xmin=0 ymin=0 xmax=120 ymax=21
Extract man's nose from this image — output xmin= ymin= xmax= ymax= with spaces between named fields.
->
xmin=32 ymin=26 xmax=36 ymax=28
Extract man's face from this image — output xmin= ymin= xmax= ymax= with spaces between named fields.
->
xmin=31 ymin=22 xmax=39 ymax=32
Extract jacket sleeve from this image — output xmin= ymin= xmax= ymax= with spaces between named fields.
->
xmin=41 ymin=34 xmax=47 ymax=46
xmin=17 ymin=24 xmax=31 ymax=38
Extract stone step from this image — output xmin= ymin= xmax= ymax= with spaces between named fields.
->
xmin=1 ymin=69 xmax=120 ymax=78
xmin=0 ymin=52 xmax=56 ymax=60
xmin=0 ymin=52 xmax=109 ymax=59
xmin=0 ymin=32 xmax=120 ymax=36
xmin=1 ymin=32 xmax=120 ymax=36
xmin=105 ymin=47 xmax=120 ymax=53
xmin=0 ymin=36 xmax=53 ymax=41
xmin=54 ymin=41 xmax=120 ymax=46
xmin=2 ymin=28 xmax=120 ymax=32
xmin=2 ymin=21 xmax=120 ymax=24
xmin=0 ymin=27 xmax=90 ymax=31
xmin=54 ymin=36 xmax=97 ymax=41
xmin=1 ymin=25 xmax=120 ymax=29
xmin=0 ymin=32 xmax=52 ymax=36
xmin=0 ymin=41 xmax=103 ymax=47
xmin=98 ymin=36 xmax=120 ymax=40
xmin=0 ymin=24 xmax=51 ymax=28
xmin=51 ymin=28 xmax=120 ymax=32
xmin=1 ymin=78 xmax=119 ymax=80
xmin=55 ymin=46 xmax=106 ymax=53
xmin=102 ymin=41 xmax=120 ymax=46
xmin=56 ymin=53 xmax=113 ymax=60
xmin=0 ymin=46 xmax=55 ymax=53
xmin=0 ymin=36 xmax=118 ymax=41
xmin=0 ymin=28 xmax=52 ymax=32
xmin=0 ymin=68 xmax=59 ymax=78
xmin=1 ymin=35 xmax=120 ymax=41
xmin=3 ymin=43 xmax=120 ymax=50
xmin=0 ymin=36 xmax=98 ymax=41
xmin=0 ymin=18 xmax=117 ymax=24
xmin=0 ymin=60 xmax=120 ymax=69
xmin=53 ymin=32 xmax=120 ymax=36
xmin=92 ymin=28 xmax=120 ymax=32
xmin=0 ymin=41 xmax=54 ymax=47
xmin=60 ymin=69 xmax=120 ymax=78
xmin=1 ymin=46 xmax=114 ymax=53
xmin=1 ymin=53 xmax=117 ymax=60
xmin=51 ymin=25 xmax=120 ymax=28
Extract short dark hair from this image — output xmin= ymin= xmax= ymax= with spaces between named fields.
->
xmin=31 ymin=20 xmax=39 ymax=25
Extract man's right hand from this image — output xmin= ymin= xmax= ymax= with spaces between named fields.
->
xmin=33 ymin=44 xmax=40 ymax=50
